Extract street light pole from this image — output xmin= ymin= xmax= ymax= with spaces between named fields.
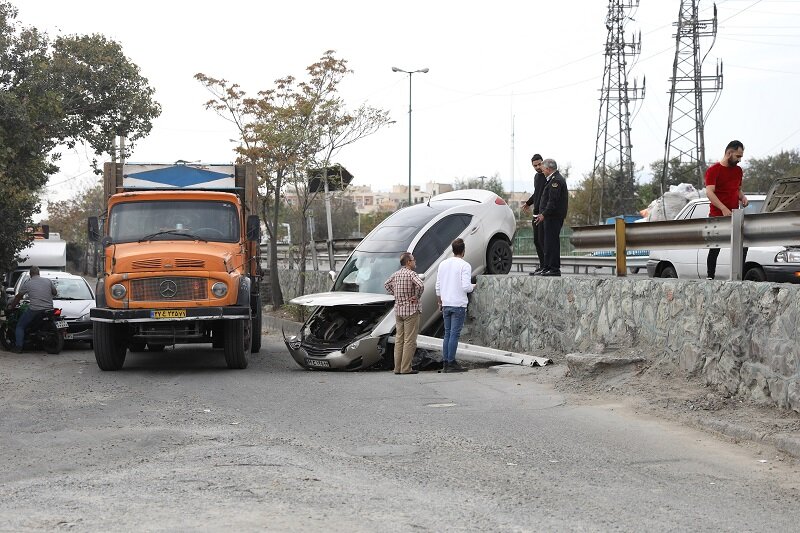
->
xmin=392 ymin=66 xmax=429 ymax=207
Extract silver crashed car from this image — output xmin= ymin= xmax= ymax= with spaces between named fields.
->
xmin=284 ymin=189 xmax=516 ymax=370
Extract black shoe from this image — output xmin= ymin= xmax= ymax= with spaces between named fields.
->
xmin=542 ymin=270 xmax=561 ymax=277
xmin=447 ymin=361 xmax=467 ymax=373
xmin=438 ymin=361 xmax=449 ymax=373
xmin=401 ymin=370 xmax=419 ymax=374
xmin=530 ymin=267 xmax=544 ymax=276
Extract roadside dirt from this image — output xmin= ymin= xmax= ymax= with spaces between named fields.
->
xmin=522 ymin=348 xmax=800 ymax=458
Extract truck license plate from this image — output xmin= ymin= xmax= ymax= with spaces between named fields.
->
xmin=305 ymin=358 xmax=330 ymax=368
xmin=152 ymin=310 xmax=186 ymax=319
xmin=54 ymin=320 xmax=68 ymax=329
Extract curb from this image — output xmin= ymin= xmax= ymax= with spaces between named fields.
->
xmin=262 ymin=314 xmax=302 ymax=336
xmin=692 ymin=418 xmax=800 ymax=459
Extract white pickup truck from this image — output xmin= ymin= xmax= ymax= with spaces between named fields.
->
xmin=646 ymin=188 xmax=800 ymax=283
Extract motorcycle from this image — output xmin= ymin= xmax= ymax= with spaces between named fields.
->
xmin=0 ymin=303 xmax=67 ymax=354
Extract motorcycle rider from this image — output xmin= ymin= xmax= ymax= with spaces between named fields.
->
xmin=6 ymin=266 xmax=56 ymax=353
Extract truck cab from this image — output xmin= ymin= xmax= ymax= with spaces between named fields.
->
xmin=89 ymin=162 xmax=262 ymax=370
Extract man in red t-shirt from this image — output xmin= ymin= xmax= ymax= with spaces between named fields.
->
xmin=705 ymin=140 xmax=749 ymax=279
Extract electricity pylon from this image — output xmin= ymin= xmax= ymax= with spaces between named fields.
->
xmin=590 ymin=0 xmax=645 ymax=223
xmin=661 ymin=0 xmax=723 ymax=190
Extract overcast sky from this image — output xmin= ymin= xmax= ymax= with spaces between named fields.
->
xmin=13 ymin=0 xmax=800 ymax=209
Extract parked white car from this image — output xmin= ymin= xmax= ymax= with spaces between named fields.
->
xmin=11 ymin=270 xmax=96 ymax=343
xmin=646 ymin=194 xmax=800 ymax=282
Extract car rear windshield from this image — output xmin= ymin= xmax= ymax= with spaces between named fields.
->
xmin=357 ymin=200 xmax=466 ymax=252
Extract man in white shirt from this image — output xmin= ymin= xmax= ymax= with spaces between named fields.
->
xmin=435 ymin=238 xmax=475 ymax=373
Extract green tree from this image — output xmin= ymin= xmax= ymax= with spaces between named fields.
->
xmin=42 ymin=182 xmax=104 ymax=272
xmin=0 ymin=1 xmax=160 ymax=273
xmin=743 ymin=149 xmax=800 ymax=194
xmin=196 ymin=51 xmax=390 ymax=304
xmin=453 ymin=173 xmax=506 ymax=197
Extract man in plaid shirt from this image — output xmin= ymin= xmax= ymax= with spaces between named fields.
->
xmin=384 ymin=252 xmax=424 ymax=374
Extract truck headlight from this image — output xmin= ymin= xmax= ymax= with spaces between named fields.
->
xmin=775 ymin=250 xmax=800 ymax=263
xmin=211 ymin=282 xmax=228 ymax=298
xmin=110 ymin=284 xmax=127 ymax=299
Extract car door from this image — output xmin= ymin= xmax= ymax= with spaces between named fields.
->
xmin=665 ymin=202 xmax=709 ymax=278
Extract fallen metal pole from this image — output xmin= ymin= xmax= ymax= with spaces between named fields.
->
xmin=414 ymin=335 xmax=552 ymax=367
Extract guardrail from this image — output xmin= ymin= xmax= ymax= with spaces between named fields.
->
xmin=513 ymin=255 xmax=648 ymax=275
xmin=570 ymin=209 xmax=800 ymax=279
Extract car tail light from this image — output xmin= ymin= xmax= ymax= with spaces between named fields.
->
xmin=54 ymin=308 xmax=62 ymax=317
xmin=495 ymin=197 xmax=507 ymax=205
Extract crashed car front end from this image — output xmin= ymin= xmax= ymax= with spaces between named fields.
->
xmin=284 ymin=294 xmax=396 ymax=370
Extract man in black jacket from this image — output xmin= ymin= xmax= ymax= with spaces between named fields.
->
xmin=521 ymin=154 xmax=547 ymax=274
xmin=534 ymin=159 xmax=568 ymax=277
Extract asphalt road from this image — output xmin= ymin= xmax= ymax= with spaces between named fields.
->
xmin=1 ymin=336 xmax=799 ymax=532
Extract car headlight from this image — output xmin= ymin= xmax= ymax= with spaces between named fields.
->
xmin=775 ymin=250 xmax=800 ymax=263
xmin=346 ymin=340 xmax=361 ymax=352
xmin=211 ymin=282 xmax=228 ymax=298
xmin=79 ymin=313 xmax=90 ymax=321
xmin=110 ymin=283 xmax=126 ymax=299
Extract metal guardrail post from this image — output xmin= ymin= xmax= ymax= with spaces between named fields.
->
xmin=614 ymin=218 xmax=627 ymax=277
xmin=730 ymin=209 xmax=745 ymax=281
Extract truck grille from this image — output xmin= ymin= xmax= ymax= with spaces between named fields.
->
xmin=130 ymin=277 xmax=208 ymax=301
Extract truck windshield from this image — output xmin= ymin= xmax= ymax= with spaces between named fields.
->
xmin=108 ymin=200 xmax=240 ymax=243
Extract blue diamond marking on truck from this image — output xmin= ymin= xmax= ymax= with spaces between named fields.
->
xmin=125 ymin=165 xmax=233 ymax=188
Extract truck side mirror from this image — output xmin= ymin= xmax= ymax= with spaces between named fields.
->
xmin=246 ymin=215 xmax=260 ymax=242
xmin=88 ymin=217 xmax=100 ymax=242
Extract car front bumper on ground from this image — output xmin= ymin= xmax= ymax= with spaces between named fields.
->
xmin=284 ymin=334 xmax=385 ymax=371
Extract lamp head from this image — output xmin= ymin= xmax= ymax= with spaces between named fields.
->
xmin=391 ymin=67 xmax=401 ymax=72
xmin=420 ymin=68 xmax=430 ymax=73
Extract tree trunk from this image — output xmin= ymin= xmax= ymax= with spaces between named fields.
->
xmin=264 ymin=192 xmax=284 ymax=309
xmin=298 ymin=210 xmax=309 ymax=296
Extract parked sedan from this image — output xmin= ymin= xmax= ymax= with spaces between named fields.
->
xmin=284 ymin=189 xmax=516 ymax=370
xmin=646 ymin=194 xmax=800 ymax=282
xmin=12 ymin=270 xmax=96 ymax=343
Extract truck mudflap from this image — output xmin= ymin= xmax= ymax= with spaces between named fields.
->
xmin=90 ymin=306 xmax=251 ymax=323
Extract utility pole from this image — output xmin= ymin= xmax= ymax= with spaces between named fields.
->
xmin=662 ymin=0 xmax=722 ymax=190
xmin=589 ymin=0 xmax=645 ymax=224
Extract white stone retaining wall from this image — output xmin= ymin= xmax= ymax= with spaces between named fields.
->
xmin=466 ymin=276 xmax=800 ymax=412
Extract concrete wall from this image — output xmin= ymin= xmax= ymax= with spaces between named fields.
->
xmin=467 ymin=276 xmax=800 ymax=412
xmin=275 ymin=271 xmax=800 ymax=412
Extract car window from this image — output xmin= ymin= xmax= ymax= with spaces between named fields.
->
xmin=413 ymin=214 xmax=473 ymax=274
xmin=685 ymin=199 xmax=763 ymax=220
xmin=689 ymin=203 xmax=710 ymax=219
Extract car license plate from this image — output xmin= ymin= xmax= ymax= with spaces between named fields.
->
xmin=305 ymin=358 xmax=330 ymax=368
xmin=152 ymin=310 xmax=186 ymax=319
xmin=54 ymin=320 xmax=68 ymax=329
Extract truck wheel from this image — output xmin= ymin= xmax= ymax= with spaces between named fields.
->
xmin=224 ymin=319 xmax=250 ymax=369
xmin=42 ymin=322 xmax=64 ymax=354
xmin=94 ymin=322 xmax=127 ymax=371
xmin=251 ymin=306 xmax=262 ymax=353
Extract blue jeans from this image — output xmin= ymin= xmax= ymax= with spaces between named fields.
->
xmin=442 ymin=306 xmax=466 ymax=363
xmin=15 ymin=309 xmax=44 ymax=349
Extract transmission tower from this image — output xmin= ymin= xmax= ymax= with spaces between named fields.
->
xmin=661 ymin=1 xmax=723 ymax=190
xmin=589 ymin=0 xmax=645 ymax=223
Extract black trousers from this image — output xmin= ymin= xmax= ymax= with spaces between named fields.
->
xmin=707 ymin=247 xmax=749 ymax=279
xmin=543 ymin=216 xmax=564 ymax=272
xmin=532 ymin=218 xmax=545 ymax=267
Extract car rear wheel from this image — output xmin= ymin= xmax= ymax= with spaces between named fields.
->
xmin=744 ymin=266 xmax=766 ymax=282
xmin=660 ymin=265 xmax=678 ymax=278
xmin=486 ymin=239 xmax=513 ymax=274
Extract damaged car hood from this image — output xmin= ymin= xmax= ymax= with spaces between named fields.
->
xmin=289 ymin=292 xmax=395 ymax=307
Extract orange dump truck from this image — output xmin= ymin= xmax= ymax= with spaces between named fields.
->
xmin=88 ymin=162 xmax=262 ymax=370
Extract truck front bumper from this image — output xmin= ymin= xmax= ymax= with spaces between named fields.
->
xmin=90 ymin=306 xmax=251 ymax=323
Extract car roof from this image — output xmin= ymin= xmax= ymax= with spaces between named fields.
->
xmin=686 ymin=194 xmax=766 ymax=205
xmin=35 ymin=270 xmax=85 ymax=281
